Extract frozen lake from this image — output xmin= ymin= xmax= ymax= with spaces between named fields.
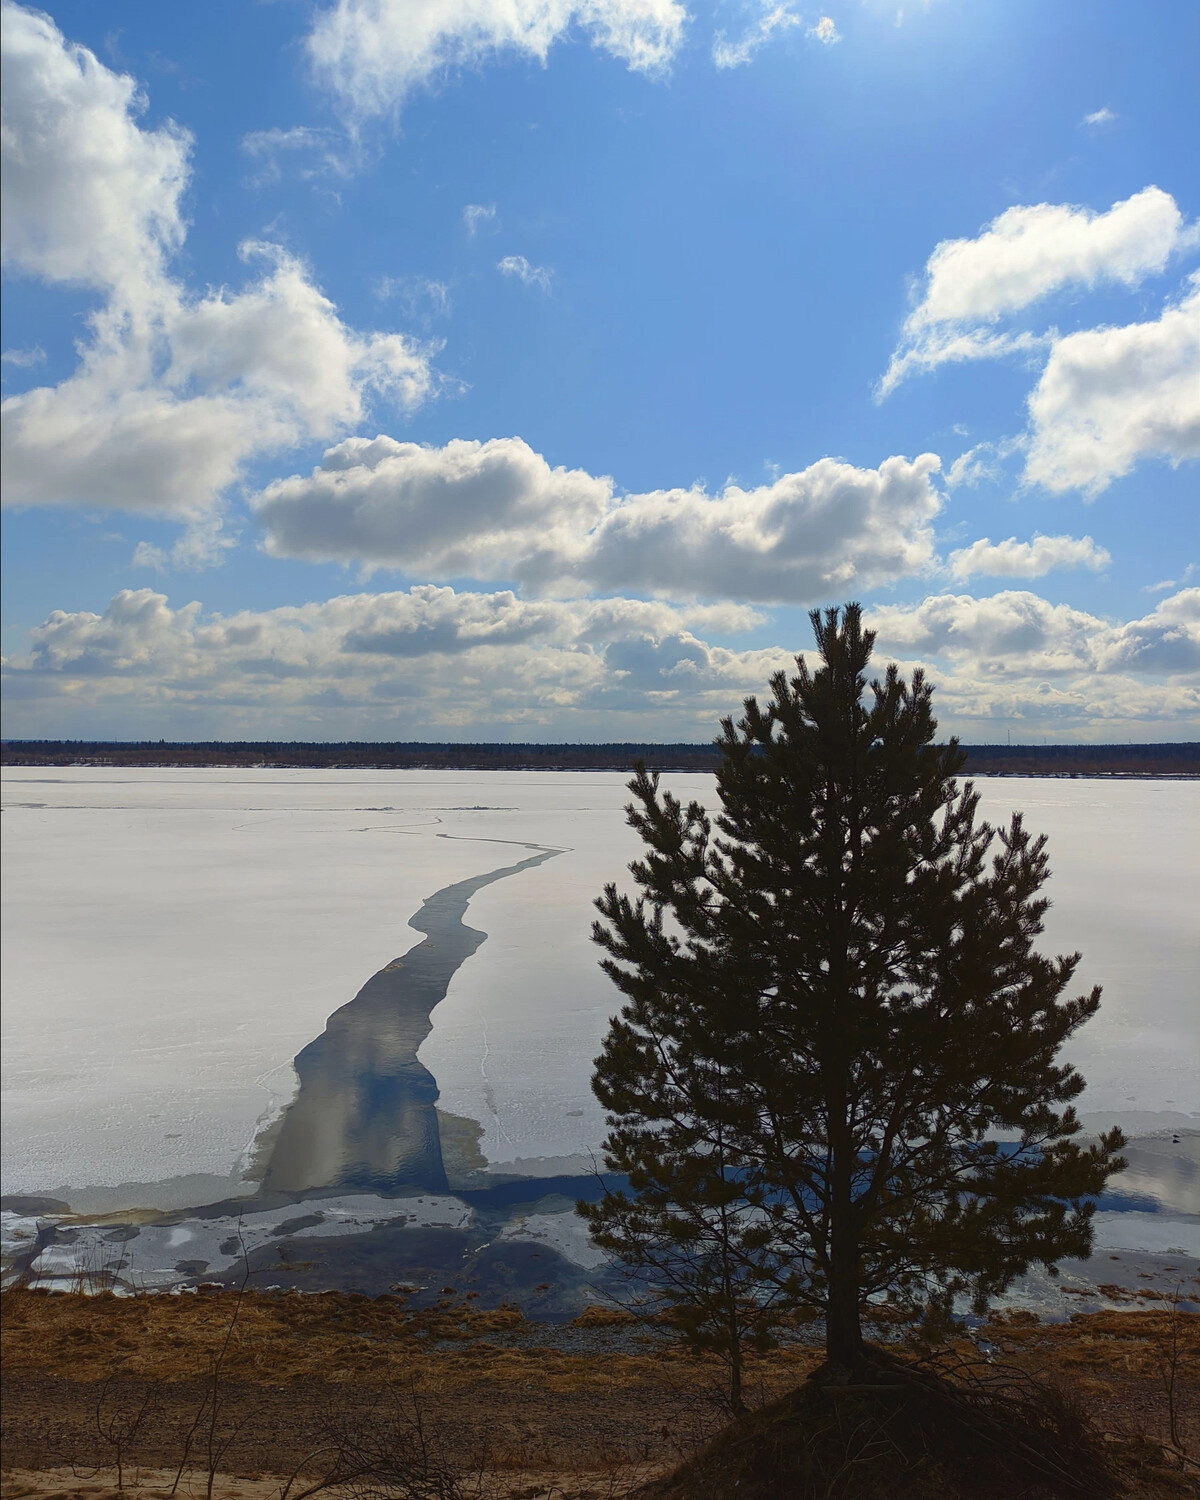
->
xmin=2 ymin=768 xmax=1198 ymax=1219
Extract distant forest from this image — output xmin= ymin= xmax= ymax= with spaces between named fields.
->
xmin=2 ymin=740 xmax=1197 ymax=776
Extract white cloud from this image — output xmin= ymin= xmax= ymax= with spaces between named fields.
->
xmin=869 ymin=588 xmax=1200 ymax=677
xmin=253 ymin=437 xmax=945 ymax=603
xmin=809 ymin=15 xmax=840 ymax=44
xmin=944 ymin=436 xmax=1024 ymax=489
xmin=2 ymin=585 xmax=780 ymax=738
xmin=2 ymin=243 xmax=439 ymax=518
xmin=374 ymin=274 xmax=452 ymax=318
xmin=0 ymin=0 xmax=191 ymax=298
xmin=947 ymin=534 xmax=1110 ymax=581
xmin=239 ymin=125 xmax=350 ymax=184
xmin=131 ymin=514 xmax=238 ymax=574
xmin=8 ymin=585 xmax=1195 ymax=741
xmin=256 ymin=435 xmax=611 ymax=579
xmin=1 ymin=344 xmax=46 ymax=367
xmin=497 ymin=254 xmax=552 ymax=291
xmin=307 ymin=0 xmax=687 ymax=120
xmin=0 ymin=5 xmax=439 ymax=522
xmin=865 ymin=589 xmax=1200 ymax=732
xmin=1144 ymin=564 xmax=1197 ymax=594
xmin=712 ymin=4 xmax=800 ymax=70
xmin=462 ymin=203 xmax=497 ymax=235
xmin=1081 ymin=107 xmax=1116 ymax=128
xmin=880 ymin=187 xmax=1194 ymax=394
xmin=1023 ymin=275 xmax=1200 ymax=496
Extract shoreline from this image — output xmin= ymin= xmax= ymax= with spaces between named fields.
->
xmin=3 ymin=1142 xmax=1196 ymax=1324
xmin=4 ymin=764 xmax=1198 ymax=779
xmin=4 ymin=743 xmax=1198 ymax=779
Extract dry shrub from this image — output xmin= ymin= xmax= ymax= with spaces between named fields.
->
xmin=572 ymin=1307 xmax=638 ymax=1329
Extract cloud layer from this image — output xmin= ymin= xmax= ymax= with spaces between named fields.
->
xmin=871 ymin=585 xmax=1199 ymax=675
xmin=866 ymin=588 xmax=1200 ymax=731
xmin=0 ymin=3 xmax=437 ymax=530
xmin=307 ymin=0 xmax=687 ymax=119
xmin=7 ymin=585 xmax=1195 ymax=741
xmin=3 ymin=585 xmax=779 ymax=736
xmin=253 ymin=437 xmax=944 ymax=603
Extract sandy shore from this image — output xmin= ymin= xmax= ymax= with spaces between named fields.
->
xmin=1 ymin=1467 xmax=647 ymax=1499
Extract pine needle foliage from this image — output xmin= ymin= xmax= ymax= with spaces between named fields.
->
xmin=580 ymin=605 xmax=1125 ymax=1381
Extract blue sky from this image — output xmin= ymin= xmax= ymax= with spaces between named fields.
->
xmin=2 ymin=0 xmax=1197 ymax=741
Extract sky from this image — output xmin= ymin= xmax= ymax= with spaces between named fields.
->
xmin=1 ymin=0 xmax=1197 ymax=743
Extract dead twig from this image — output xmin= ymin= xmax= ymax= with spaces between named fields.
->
xmin=93 ymin=1369 xmax=158 ymax=1490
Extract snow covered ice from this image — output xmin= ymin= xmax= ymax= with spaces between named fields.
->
xmin=2 ymin=768 xmax=1197 ymax=1260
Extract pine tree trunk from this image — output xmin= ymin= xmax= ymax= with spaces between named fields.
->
xmin=826 ymin=1121 xmax=864 ymax=1371
xmin=825 ymin=1247 xmax=863 ymax=1370
xmin=728 ymin=1314 xmax=745 ymax=1414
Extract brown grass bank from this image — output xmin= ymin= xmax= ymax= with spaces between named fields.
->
xmin=1 ymin=1289 xmax=1196 ymax=1498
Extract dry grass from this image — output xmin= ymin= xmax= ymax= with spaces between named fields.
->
xmin=0 ymin=1289 xmax=820 ymax=1397
xmin=2 ymin=1290 xmax=1195 ymax=1498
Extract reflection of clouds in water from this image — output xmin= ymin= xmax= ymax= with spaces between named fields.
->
xmin=1090 ymin=1211 xmax=1200 ymax=1257
xmin=262 ymin=846 xmax=558 ymax=1195
xmin=1106 ymin=1134 xmax=1200 ymax=1217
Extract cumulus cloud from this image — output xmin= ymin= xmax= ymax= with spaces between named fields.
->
xmin=1081 ymin=107 xmax=1116 ymax=128
xmin=497 ymin=254 xmax=552 ymax=290
xmin=307 ymin=0 xmax=687 ymax=120
xmin=947 ymin=534 xmax=1111 ymax=581
xmin=712 ymin=5 xmax=800 ymax=70
xmin=2 ymin=585 xmax=780 ymax=737
xmin=1 ymin=1 xmax=190 ymax=297
xmin=2 ymin=243 xmax=438 ymax=519
xmin=809 ymin=15 xmax=840 ymax=43
xmin=253 ymin=436 xmax=945 ymax=603
xmin=0 ymin=4 xmax=438 ymax=527
xmin=865 ymin=589 xmax=1200 ymax=732
xmin=870 ymin=588 xmax=1200 ymax=677
xmin=880 ymin=187 xmax=1194 ymax=395
xmin=8 ymin=585 xmax=1195 ymax=740
xmin=1024 ymin=275 xmax=1200 ymax=496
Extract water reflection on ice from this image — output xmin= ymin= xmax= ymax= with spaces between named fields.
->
xmin=2 ymin=1194 xmax=475 ymax=1293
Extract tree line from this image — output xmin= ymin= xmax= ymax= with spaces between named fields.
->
xmin=2 ymin=739 xmax=1196 ymax=774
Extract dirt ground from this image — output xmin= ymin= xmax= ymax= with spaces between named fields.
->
xmin=1 ymin=1288 xmax=1196 ymax=1498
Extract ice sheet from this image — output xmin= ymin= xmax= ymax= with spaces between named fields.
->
xmin=0 ymin=768 xmax=588 ymax=1194
xmin=2 ymin=1193 xmax=474 ymax=1293
xmin=972 ymin=780 xmax=1200 ymax=1127
xmin=418 ymin=776 xmax=714 ymax=1163
xmin=431 ymin=777 xmax=1200 ymax=1162
xmin=3 ymin=769 xmax=1197 ymax=1221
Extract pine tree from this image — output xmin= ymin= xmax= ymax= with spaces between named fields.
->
xmin=581 ymin=605 xmax=1125 ymax=1381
